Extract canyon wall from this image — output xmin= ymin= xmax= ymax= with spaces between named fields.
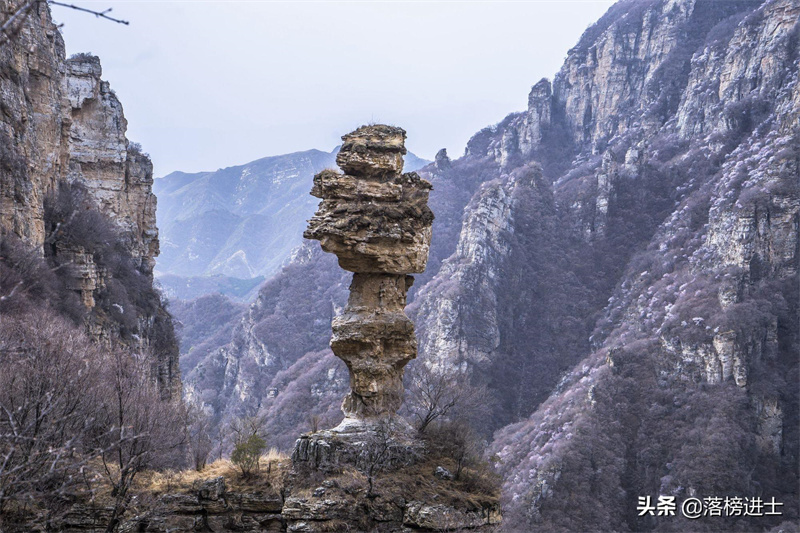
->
xmin=180 ymin=1 xmax=798 ymax=531
xmin=0 ymin=0 xmax=178 ymax=394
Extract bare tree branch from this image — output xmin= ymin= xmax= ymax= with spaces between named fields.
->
xmin=48 ymin=1 xmax=128 ymax=25
xmin=0 ymin=0 xmax=128 ymax=47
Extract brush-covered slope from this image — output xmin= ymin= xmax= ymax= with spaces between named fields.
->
xmin=0 ymin=1 xmax=179 ymax=395
xmin=180 ymin=2 xmax=798 ymax=531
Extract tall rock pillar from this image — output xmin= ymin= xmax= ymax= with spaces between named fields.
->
xmin=304 ymin=125 xmax=433 ymax=430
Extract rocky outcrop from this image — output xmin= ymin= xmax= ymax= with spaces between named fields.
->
xmin=0 ymin=1 xmax=178 ymax=394
xmin=413 ymin=175 xmax=517 ymax=375
xmin=65 ymin=54 xmax=159 ymax=273
xmin=94 ymin=473 xmax=499 ymax=533
xmin=0 ymin=9 xmax=158 ymax=273
xmin=0 ymin=1 xmax=68 ymax=247
xmin=303 ymin=125 xmax=433 ymax=427
xmin=482 ymin=0 xmax=800 ymax=530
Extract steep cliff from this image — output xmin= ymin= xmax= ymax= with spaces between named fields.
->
xmin=476 ymin=0 xmax=799 ymax=530
xmin=165 ymin=0 xmax=799 ymax=530
xmin=0 ymin=1 xmax=179 ymax=395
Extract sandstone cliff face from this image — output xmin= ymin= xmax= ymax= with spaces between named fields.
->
xmin=0 ymin=1 xmax=67 ymax=246
xmin=0 ymin=1 xmax=178 ymax=394
xmin=65 ymin=54 xmax=159 ymax=273
xmin=1 ymin=6 xmax=158 ymax=271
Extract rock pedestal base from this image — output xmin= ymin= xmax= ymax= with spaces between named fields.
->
xmin=291 ymin=416 xmax=423 ymax=475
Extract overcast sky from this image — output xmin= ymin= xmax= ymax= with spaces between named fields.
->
xmin=55 ymin=1 xmax=614 ymax=177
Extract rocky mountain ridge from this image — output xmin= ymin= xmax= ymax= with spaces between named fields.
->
xmin=178 ymin=0 xmax=798 ymax=531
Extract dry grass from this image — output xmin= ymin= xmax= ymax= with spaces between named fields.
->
xmin=291 ymin=456 xmax=499 ymax=513
xmin=291 ymin=466 xmax=368 ymax=499
xmin=134 ymin=449 xmax=290 ymax=495
xmin=374 ymin=457 xmax=500 ymax=510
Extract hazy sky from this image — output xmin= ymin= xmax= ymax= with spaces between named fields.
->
xmin=55 ymin=1 xmax=614 ymax=177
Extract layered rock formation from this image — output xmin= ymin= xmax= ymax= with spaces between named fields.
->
xmin=65 ymin=54 xmax=159 ymax=274
xmin=44 ymin=471 xmax=499 ymax=533
xmin=0 ymin=1 xmax=178 ymax=395
xmin=303 ymin=125 xmax=433 ymax=429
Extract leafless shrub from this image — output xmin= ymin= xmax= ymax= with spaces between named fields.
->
xmin=0 ymin=310 xmax=103 ymax=511
xmin=308 ymin=414 xmax=321 ymax=433
xmin=184 ymin=404 xmax=213 ymax=472
xmin=424 ymin=419 xmax=481 ymax=482
xmin=0 ymin=234 xmax=83 ymax=321
xmin=89 ymin=348 xmax=186 ymax=531
xmin=404 ymin=363 xmax=492 ymax=435
xmin=360 ymin=421 xmax=392 ymax=498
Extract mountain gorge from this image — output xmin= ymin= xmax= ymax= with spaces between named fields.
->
xmin=1 ymin=0 xmax=797 ymax=530
xmin=179 ymin=0 xmax=799 ymax=530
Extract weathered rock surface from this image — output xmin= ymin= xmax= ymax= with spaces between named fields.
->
xmin=54 ymin=477 xmax=286 ymax=533
xmin=291 ymin=416 xmax=421 ymax=475
xmin=403 ymin=501 xmax=501 ymax=531
xmin=305 ymin=126 xmax=433 ymax=275
xmin=0 ymin=1 xmax=67 ymax=247
xmin=477 ymin=0 xmax=800 ymax=530
xmin=0 ymin=1 xmax=178 ymax=394
xmin=0 ymin=21 xmax=157 ymax=274
xmin=34 ymin=472 xmax=498 ymax=533
xmin=304 ymin=125 xmax=433 ymax=426
xmin=65 ymin=54 xmax=159 ymax=274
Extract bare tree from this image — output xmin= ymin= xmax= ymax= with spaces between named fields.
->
xmin=1 ymin=1 xmax=128 ymax=46
xmin=0 ymin=311 xmax=103 ymax=512
xmin=185 ymin=404 xmax=213 ymax=472
xmin=427 ymin=419 xmax=480 ymax=481
xmin=404 ymin=363 xmax=492 ymax=434
xmin=308 ymin=413 xmax=321 ymax=433
xmin=90 ymin=348 xmax=185 ymax=532
xmin=360 ymin=421 xmax=392 ymax=498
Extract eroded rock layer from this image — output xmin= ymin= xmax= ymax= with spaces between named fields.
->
xmin=304 ymin=125 xmax=433 ymax=424
xmin=0 ymin=1 xmax=178 ymax=395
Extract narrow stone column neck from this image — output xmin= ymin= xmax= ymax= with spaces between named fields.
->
xmin=343 ymin=273 xmax=414 ymax=312
xmin=332 ymin=273 xmax=416 ymax=420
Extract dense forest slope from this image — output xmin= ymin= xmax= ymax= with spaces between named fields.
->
xmin=182 ymin=0 xmax=799 ymax=530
